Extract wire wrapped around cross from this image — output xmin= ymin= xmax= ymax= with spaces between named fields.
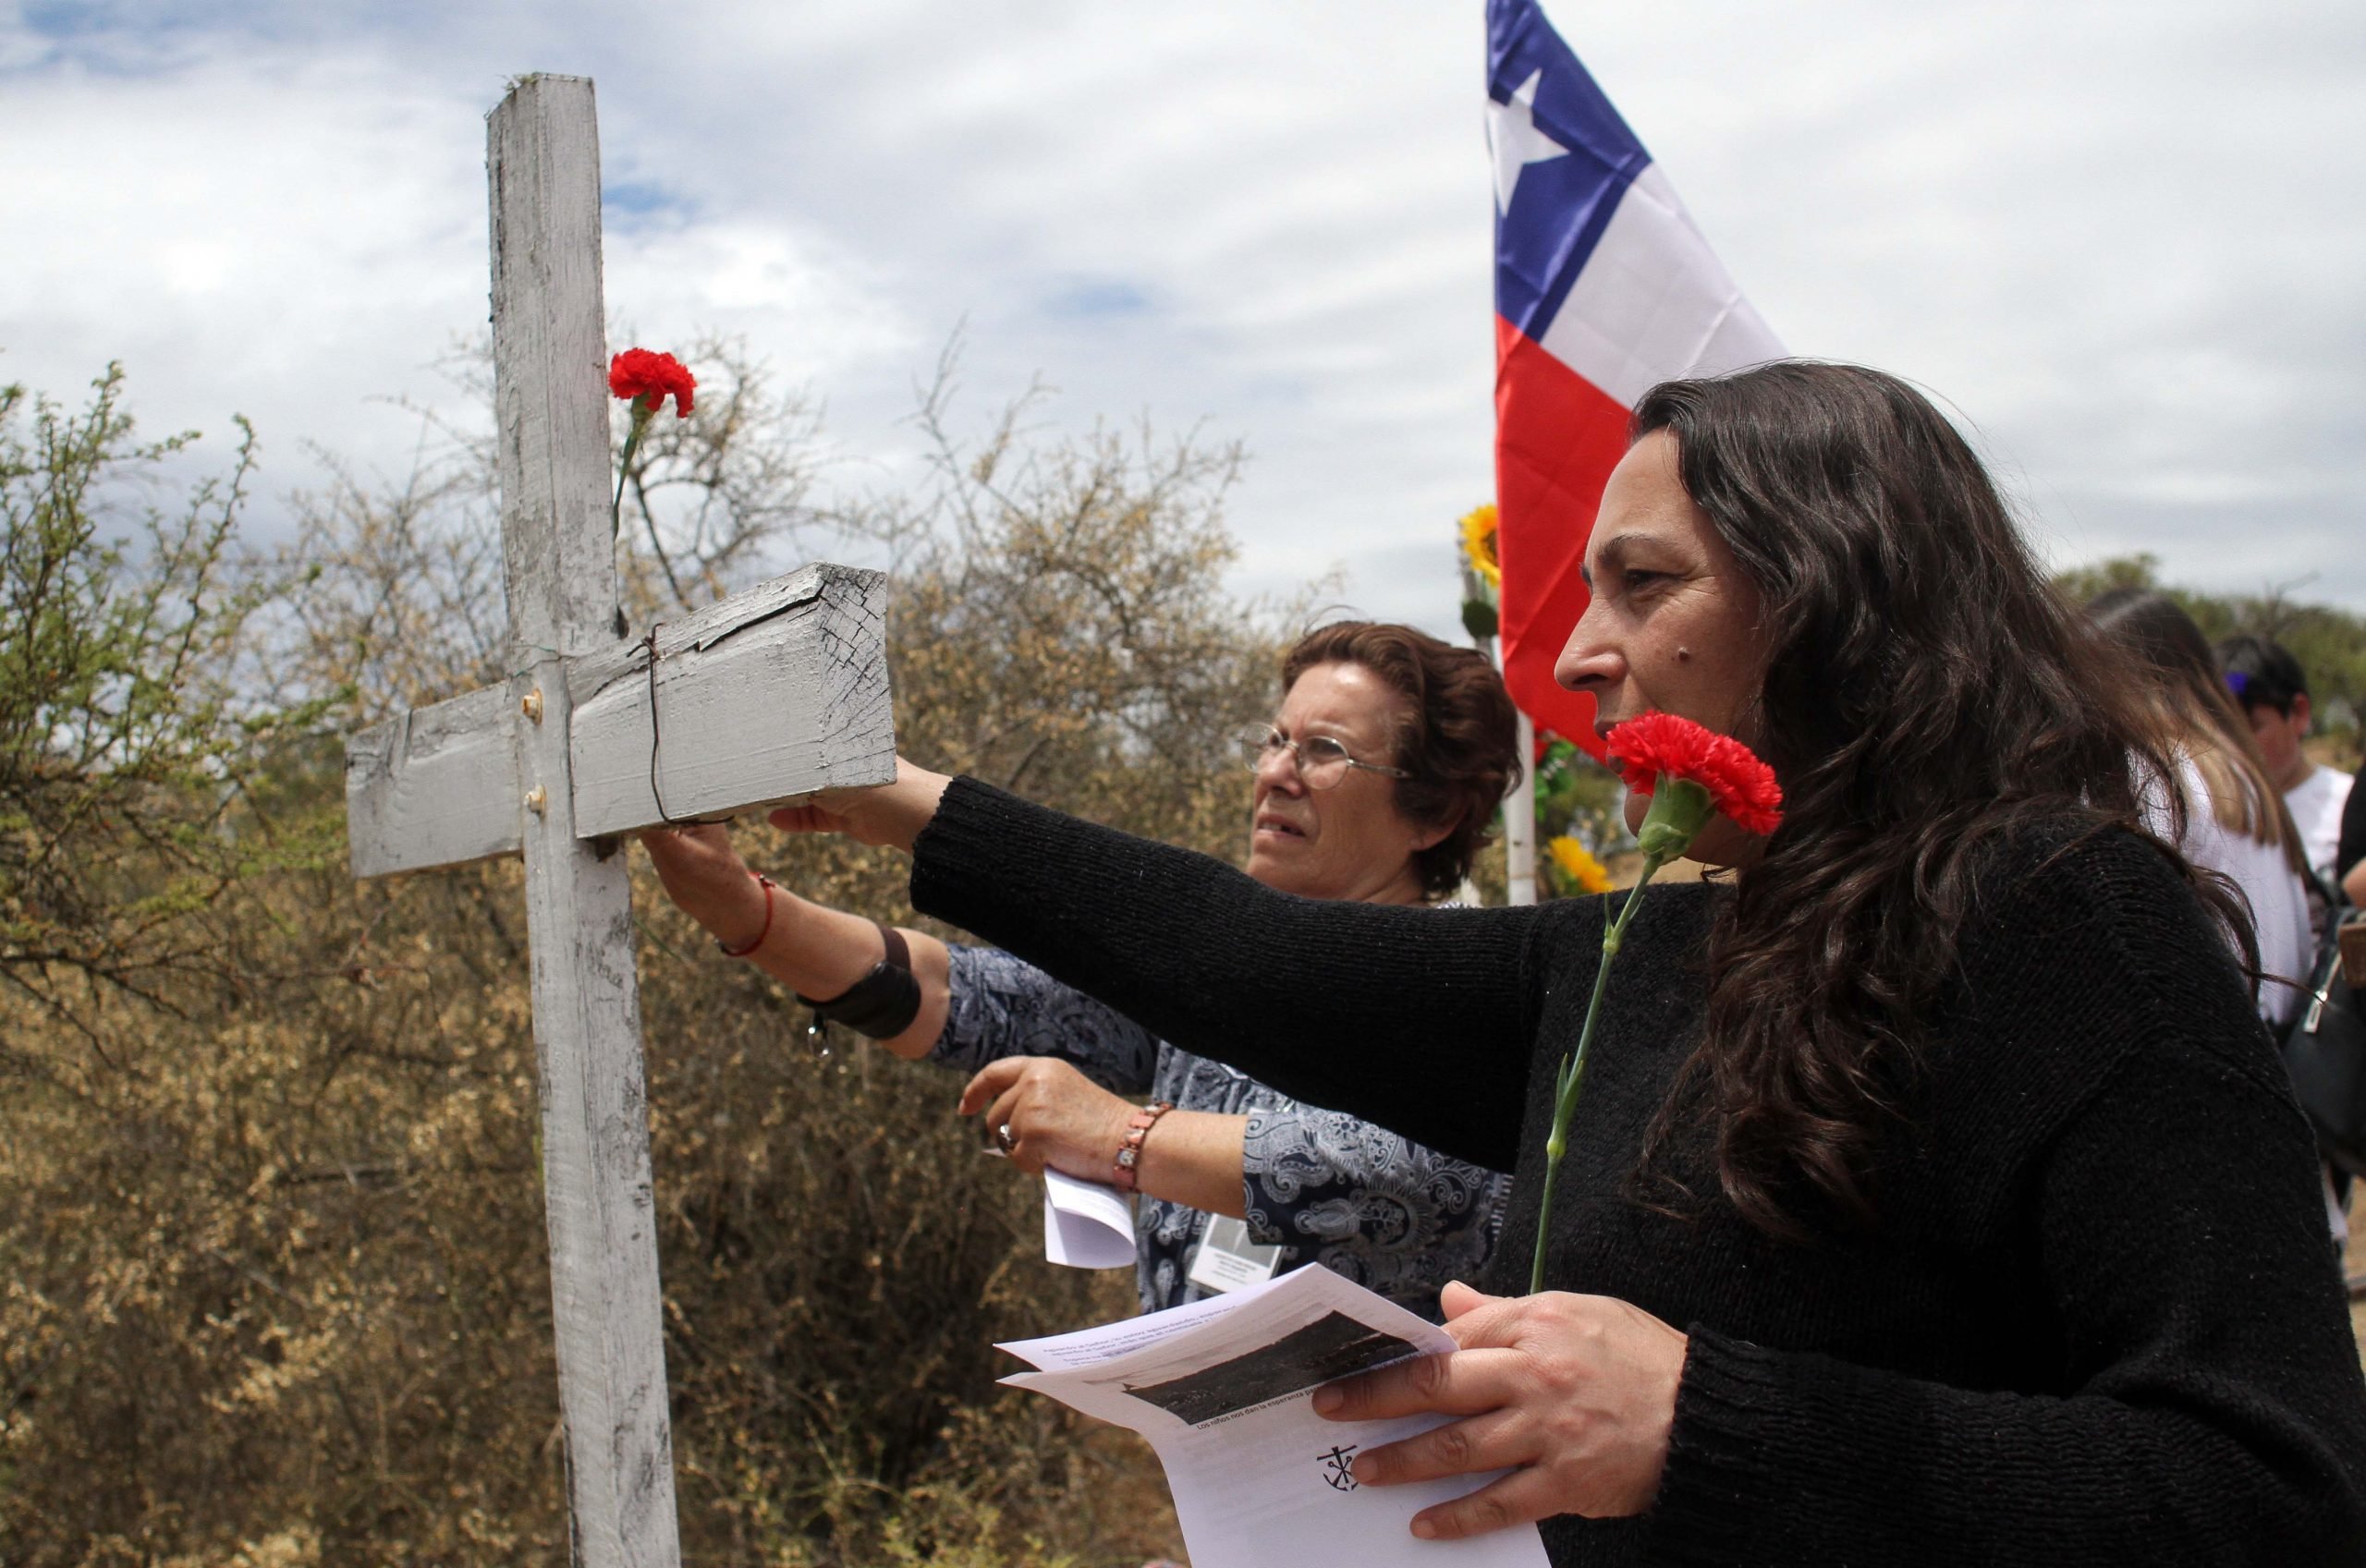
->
xmin=507 ymin=628 xmax=696 ymax=827
xmin=640 ymin=623 xmax=689 ymax=827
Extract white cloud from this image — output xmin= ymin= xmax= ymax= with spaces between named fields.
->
xmin=0 ymin=44 xmax=486 ymax=476
xmin=2 ymin=0 xmax=2360 ymax=639
xmin=604 ymin=220 xmax=918 ymax=375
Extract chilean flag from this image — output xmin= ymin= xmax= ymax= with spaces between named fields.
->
xmin=1489 ymin=0 xmax=1782 ymax=753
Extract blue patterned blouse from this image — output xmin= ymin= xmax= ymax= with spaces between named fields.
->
xmin=935 ymin=942 xmax=1510 ymax=1319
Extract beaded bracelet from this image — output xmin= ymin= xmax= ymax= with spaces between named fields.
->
xmin=1112 ymin=1100 xmax=1176 ymax=1194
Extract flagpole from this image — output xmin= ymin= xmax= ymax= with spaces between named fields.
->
xmin=1462 ymin=521 xmax=1534 ymax=906
xmin=1506 ymin=685 xmax=1538 ymax=906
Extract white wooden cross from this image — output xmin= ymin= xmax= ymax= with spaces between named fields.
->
xmin=342 ymin=75 xmax=896 ymax=1566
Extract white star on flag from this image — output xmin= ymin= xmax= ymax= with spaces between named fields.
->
xmin=1487 ymin=68 xmax=1568 ymax=214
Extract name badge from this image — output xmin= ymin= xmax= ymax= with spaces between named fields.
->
xmin=1185 ymin=1214 xmax=1284 ymax=1295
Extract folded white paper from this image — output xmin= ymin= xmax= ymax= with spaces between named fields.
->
xmin=1043 ymin=1168 xmax=1138 ymax=1269
xmin=997 ymin=1264 xmax=1548 ymax=1568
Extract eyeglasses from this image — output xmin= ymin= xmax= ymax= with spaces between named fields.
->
xmin=1236 ymin=723 xmax=1409 ymax=790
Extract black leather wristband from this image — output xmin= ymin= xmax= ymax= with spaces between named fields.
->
xmin=796 ymin=922 xmax=922 ymax=1039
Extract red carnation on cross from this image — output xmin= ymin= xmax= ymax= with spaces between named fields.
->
xmin=1605 ymin=711 xmax=1783 ymax=838
xmin=608 ymin=347 xmax=696 ymax=418
xmin=607 ymin=346 xmax=699 ymax=538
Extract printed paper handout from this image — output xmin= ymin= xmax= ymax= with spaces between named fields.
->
xmin=1043 ymin=1168 xmax=1136 ymax=1270
xmin=997 ymin=1264 xmax=1548 ymax=1568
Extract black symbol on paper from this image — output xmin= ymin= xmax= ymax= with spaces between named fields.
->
xmin=1319 ymin=1444 xmax=1360 ymax=1491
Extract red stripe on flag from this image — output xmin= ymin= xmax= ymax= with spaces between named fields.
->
xmin=1494 ymin=314 xmax=1629 ymax=759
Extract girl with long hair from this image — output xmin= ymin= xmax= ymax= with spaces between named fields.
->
xmin=2087 ymin=587 xmax=2312 ymax=1019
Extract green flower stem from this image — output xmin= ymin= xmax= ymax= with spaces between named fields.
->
xmin=1530 ymin=849 xmax=1666 ymax=1294
xmin=1524 ymin=775 xmax=1714 ymax=1295
xmin=610 ymin=399 xmax=654 ymax=539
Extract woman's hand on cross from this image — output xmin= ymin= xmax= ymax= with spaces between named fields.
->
xmin=640 ymin=820 xmax=771 ymax=953
xmin=769 ymin=756 xmax=953 ymax=856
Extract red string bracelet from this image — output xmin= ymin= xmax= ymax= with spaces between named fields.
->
xmin=715 ymin=874 xmax=777 ymax=957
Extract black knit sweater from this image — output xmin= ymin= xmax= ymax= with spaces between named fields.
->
xmin=912 ymin=778 xmax=2366 ymax=1566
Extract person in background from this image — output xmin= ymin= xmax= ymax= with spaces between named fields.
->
xmin=2218 ymin=634 xmax=2355 ymax=890
xmin=2089 ymin=591 xmax=2312 ymax=1020
xmin=2092 ymin=591 xmax=2342 ymax=1244
xmin=642 ymin=621 xmax=1520 ymax=1320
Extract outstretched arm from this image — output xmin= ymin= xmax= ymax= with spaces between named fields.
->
xmin=906 ymin=775 xmax=1556 ymax=1171
xmin=766 ymin=755 xmax=954 ymax=854
xmin=768 ymin=761 xmax=1559 ymax=1169
xmin=639 ymin=820 xmax=950 ymax=1062
xmin=933 ymin=944 xmax=1161 ymax=1090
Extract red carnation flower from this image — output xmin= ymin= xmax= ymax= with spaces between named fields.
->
xmin=608 ymin=347 xmax=696 ymax=418
xmin=1605 ymin=711 xmax=1783 ymax=837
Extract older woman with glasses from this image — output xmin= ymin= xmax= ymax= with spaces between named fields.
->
xmin=642 ymin=620 xmax=1523 ymax=1318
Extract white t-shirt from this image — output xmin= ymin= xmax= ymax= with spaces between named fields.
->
xmin=2286 ymin=763 xmax=2353 ymax=886
xmin=2140 ymin=758 xmax=2313 ymax=1027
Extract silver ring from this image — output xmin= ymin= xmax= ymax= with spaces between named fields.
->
xmin=995 ymin=1123 xmax=1017 ymax=1152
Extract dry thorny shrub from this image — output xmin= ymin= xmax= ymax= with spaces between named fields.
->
xmin=1 ymin=345 xmax=1297 ymax=1565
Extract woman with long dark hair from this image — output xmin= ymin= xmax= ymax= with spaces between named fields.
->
xmin=716 ymin=363 xmax=2366 ymax=1564
xmin=2089 ymin=589 xmax=2346 ymax=1250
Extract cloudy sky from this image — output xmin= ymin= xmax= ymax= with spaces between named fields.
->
xmin=6 ymin=0 xmax=2361 ymax=639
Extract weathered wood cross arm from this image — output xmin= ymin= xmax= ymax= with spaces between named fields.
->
xmin=345 ymin=561 xmax=893 ymax=877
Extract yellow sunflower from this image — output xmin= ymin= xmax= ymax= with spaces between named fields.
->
xmin=1547 ymin=835 xmax=1615 ymax=896
xmin=1458 ymin=504 xmax=1501 ymax=590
